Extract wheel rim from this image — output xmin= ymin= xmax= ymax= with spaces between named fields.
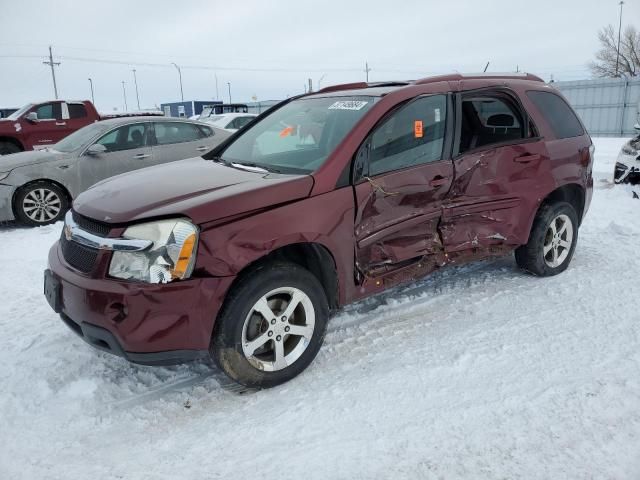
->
xmin=543 ymin=213 xmax=573 ymax=268
xmin=241 ymin=287 xmax=315 ymax=372
xmin=22 ymin=188 xmax=61 ymax=223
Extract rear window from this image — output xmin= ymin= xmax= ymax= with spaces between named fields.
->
xmin=526 ymin=91 xmax=584 ymax=139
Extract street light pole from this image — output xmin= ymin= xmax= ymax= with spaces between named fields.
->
xmin=615 ymin=1 xmax=624 ymax=77
xmin=121 ymin=81 xmax=128 ymax=111
xmin=131 ymin=69 xmax=140 ymax=110
xmin=171 ymin=63 xmax=184 ymax=101
xmin=227 ymin=82 xmax=232 ymax=103
xmin=88 ymin=78 xmax=95 ymax=104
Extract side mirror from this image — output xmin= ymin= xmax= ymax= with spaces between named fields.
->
xmin=86 ymin=144 xmax=107 ymax=156
xmin=634 ymin=123 xmax=640 ymax=131
xmin=25 ymin=112 xmax=39 ymax=123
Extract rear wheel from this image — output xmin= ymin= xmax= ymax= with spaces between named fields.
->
xmin=515 ymin=201 xmax=579 ymax=276
xmin=0 ymin=141 xmax=21 ymax=156
xmin=14 ymin=181 xmax=69 ymax=226
xmin=211 ymin=262 xmax=329 ymax=388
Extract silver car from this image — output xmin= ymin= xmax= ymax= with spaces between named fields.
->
xmin=0 ymin=117 xmax=229 ymax=225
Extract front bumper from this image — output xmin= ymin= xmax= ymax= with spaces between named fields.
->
xmin=47 ymin=240 xmax=235 ymax=364
xmin=614 ymin=153 xmax=640 ymax=184
xmin=0 ymin=184 xmax=16 ymax=222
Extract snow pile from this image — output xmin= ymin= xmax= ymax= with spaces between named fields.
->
xmin=0 ymin=138 xmax=639 ymax=479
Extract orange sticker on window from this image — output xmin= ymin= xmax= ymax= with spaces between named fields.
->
xmin=279 ymin=126 xmax=294 ymax=138
xmin=414 ymin=120 xmax=423 ymax=138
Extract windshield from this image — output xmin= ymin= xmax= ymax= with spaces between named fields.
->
xmin=220 ymin=96 xmax=377 ymax=174
xmin=7 ymin=104 xmax=33 ymax=120
xmin=52 ymin=122 xmax=113 ymax=153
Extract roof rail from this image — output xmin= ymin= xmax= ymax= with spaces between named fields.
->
xmin=316 ymin=80 xmax=412 ymax=94
xmin=414 ymin=72 xmax=544 ymax=85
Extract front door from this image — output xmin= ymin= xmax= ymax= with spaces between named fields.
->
xmin=354 ymin=94 xmax=453 ymax=277
xmin=440 ymin=91 xmax=553 ymax=252
xmin=76 ymin=122 xmax=153 ymax=191
xmin=22 ymin=102 xmax=67 ymax=149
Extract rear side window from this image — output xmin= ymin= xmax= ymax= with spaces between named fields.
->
xmin=68 ymin=103 xmax=88 ymax=119
xmin=154 ymin=122 xmax=202 ymax=145
xmin=526 ymin=91 xmax=584 ymax=139
xmin=459 ymin=96 xmax=524 ymax=154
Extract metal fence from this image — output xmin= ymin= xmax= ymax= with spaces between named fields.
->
xmin=554 ymin=78 xmax=640 ymax=137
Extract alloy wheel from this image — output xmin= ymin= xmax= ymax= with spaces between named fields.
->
xmin=241 ymin=287 xmax=315 ymax=372
xmin=22 ymin=188 xmax=62 ymax=223
xmin=543 ymin=213 xmax=573 ymax=268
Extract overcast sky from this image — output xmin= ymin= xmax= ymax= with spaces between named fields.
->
xmin=1 ymin=0 xmax=638 ymax=112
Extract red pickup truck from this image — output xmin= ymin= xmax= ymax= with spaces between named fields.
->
xmin=0 ymin=100 xmax=162 ymax=155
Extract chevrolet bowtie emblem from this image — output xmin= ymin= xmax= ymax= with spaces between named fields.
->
xmin=64 ymin=223 xmax=73 ymax=241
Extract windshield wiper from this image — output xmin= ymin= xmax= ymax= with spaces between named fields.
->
xmin=230 ymin=162 xmax=271 ymax=174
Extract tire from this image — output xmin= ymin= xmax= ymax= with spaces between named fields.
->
xmin=0 ymin=141 xmax=21 ymax=156
xmin=515 ymin=201 xmax=579 ymax=276
xmin=14 ymin=181 xmax=69 ymax=226
xmin=211 ymin=262 xmax=329 ymax=388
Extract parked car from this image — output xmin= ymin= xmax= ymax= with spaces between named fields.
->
xmin=202 ymin=113 xmax=258 ymax=132
xmin=45 ymin=73 xmax=594 ymax=388
xmin=614 ymin=123 xmax=640 ymax=195
xmin=198 ymin=103 xmax=250 ymax=121
xmin=0 ymin=117 xmax=229 ymax=225
xmin=0 ymin=108 xmax=18 ymax=119
xmin=0 ymin=100 xmax=163 ymax=155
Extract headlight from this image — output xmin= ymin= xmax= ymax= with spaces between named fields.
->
xmin=0 ymin=171 xmax=9 ymax=181
xmin=108 ymin=219 xmax=199 ymax=284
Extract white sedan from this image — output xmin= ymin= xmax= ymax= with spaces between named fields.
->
xmin=201 ymin=113 xmax=257 ymax=132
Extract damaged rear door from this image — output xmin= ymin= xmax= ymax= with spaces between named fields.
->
xmin=353 ymin=94 xmax=453 ymax=277
xmin=441 ymin=89 xmax=553 ymax=252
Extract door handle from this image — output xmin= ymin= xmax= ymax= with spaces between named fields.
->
xmin=196 ymin=146 xmax=209 ymax=152
xmin=514 ymin=154 xmax=541 ymax=163
xmin=55 ymin=122 xmax=67 ymax=126
xmin=133 ymin=153 xmax=150 ymax=159
xmin=429 ymin=176 xmax=448 ymax=187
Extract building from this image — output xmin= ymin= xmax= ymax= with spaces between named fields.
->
xmin=160 ymin=100 xmax=222 ymax=118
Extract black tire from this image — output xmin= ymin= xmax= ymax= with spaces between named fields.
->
xmin=0 ymin=141 xmax=21 ymax=156
xmin=515 ymin=201 xmax=579 ymax=276
xmin=211 ymin=262 xmax=329 ymax=388
xmin=14 ymin=181 xmax=69 ymax=226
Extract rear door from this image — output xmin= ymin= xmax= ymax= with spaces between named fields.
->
xmin=76 ymin=122 xmax=153 ymax=191
xmin=150 ymin=121 xmax=221 ymax=163
xmin=63 ymin=102 xmax=93 ymax=134
xmin=354 ymin=94 xmax=453 ymax=276
xmin=22 ymin=102 xmax=67 ymax=149
xmin=441 ymin=90 xmax=553 ymax=252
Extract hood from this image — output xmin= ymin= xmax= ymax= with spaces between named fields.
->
xmin=0 ymin=149 xmax=66 ymax=172
xmin=73 ymin=156 xmax=315 ymax=225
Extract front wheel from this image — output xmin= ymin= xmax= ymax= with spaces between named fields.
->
xmin=14 ymin=181 xmax=69 ymax=226
xmin=211 ymin=262 xmax=329 ymax=388
xmin=515 ymin=201 xmax=579 ymax=276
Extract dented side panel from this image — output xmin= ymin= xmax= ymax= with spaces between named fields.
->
xmin=441 ymin=140 xmax=554 ymax=251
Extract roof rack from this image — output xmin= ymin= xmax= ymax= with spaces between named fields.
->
xmin=414 ymin=72 xmax=544 ymax=84
xmin=316 ymin=80 xmax=412 ymax=94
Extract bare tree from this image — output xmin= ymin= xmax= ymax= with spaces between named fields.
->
xmin=589 ymin=25 xmax=640 ymax=78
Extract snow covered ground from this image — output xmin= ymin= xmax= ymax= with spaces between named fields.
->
xmin=0 ymin=138 xmax=638 ymax=479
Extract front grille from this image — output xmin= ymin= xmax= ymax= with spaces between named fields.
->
xmin=72 ymin=210 xmax=111 ymax=237
xmin=60 ymin=233 xmax=99 ymax=274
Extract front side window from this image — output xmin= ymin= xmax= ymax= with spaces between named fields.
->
xmin=458 ymin=95 xmax=524 ymax=154
xmin=34 ymin=103 xmax=62 ymax=120
xmin=369 ymin=95 xmax=447 ymax=176
xmin=526 ymin=90 xmax=584 ymax=139
xmin=96 ymin=123 xmax=148 ymax=152
xmin=154 ymin=122 xmax=202 ymax=145
xmin=221 ymin=96 xmax=377 ymax=174
xmin=54 ymin=122 xmax=112 ymax=152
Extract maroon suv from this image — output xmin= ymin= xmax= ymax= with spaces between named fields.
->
xmin=45 ymin=73 xmax=594 ymax=387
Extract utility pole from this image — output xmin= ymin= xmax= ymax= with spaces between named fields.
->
xmin=214 ymin=73 xmax=219 ymax=100
xmin=615 ymin=1 xmax=624 ymax=77
xmin=122 ymin=81 xmax=128 ymax=111
xmin=88 ymin=78 xmax=95 ymax=104
xmin=308 ymin=78 xmax=313 ymax=93
xmin=227 ymin=82 xmax=232 ymax=103
xmin=171 ymin=63 xmax=184 ymax=101
xmin=43 ymin=46 xmax=60 ymax=99
xmin=131 ymin=69 xmax=140 ymax=110
xmin=483 ymin=61 xmax=490 ymax=72
xmin=364 ymin=61 xmax=371 ymax=82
